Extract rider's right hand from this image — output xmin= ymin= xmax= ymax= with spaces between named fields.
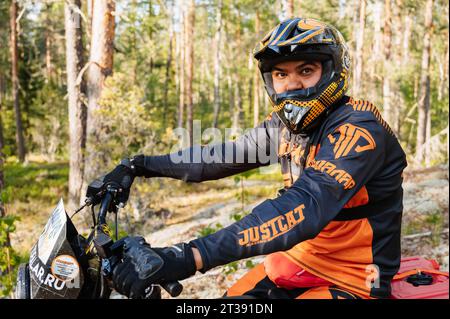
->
xmin=112 ymin=236 xmax=197 ymax=299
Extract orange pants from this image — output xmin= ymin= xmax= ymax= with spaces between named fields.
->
xmin=225 ymin=262 xmax=365 ymax=299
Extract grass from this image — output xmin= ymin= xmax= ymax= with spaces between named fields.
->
xmin=3 ymin=160 xmax=68 ymax=204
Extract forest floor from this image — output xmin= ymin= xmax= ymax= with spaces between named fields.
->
xmin=4 ymin=160 xmax=449 ymax=299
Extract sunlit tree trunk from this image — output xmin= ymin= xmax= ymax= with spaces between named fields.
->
xmin=287 ymin=0 xmax=294 ymax=18
xmin=296 ymin=0 xmax=301 ymax=16
xmin=164 ymin=1 xmax=174 ymax=128
xmin=253 ymin=10 xmax=261 ymax=127
xmin=367 ymin=1 xmax=382 ymax=104
xmin=10 ymin=0 xmax=26 ymax=163
xmin=232 ymin=80 xmax=243 ymax=132
xmin=185 ymin=0 xmax=195 ymax=146
xmin=438 ymin=26 xmax=448 ymax=101
xmin=44 ymin=2 xmax=54 ymax=82
xmin=391 ymin=0 xmax=403 ymax=136
xmin=212 ymin=0 xmax=223 ymax=128
xmin=353 ymin=0 xmax=365 ymax=98
xmin=231 ymin=7 xmax=243 ymax=132
xmin=65 ymin=0 xmax=87 ymax=209
xmin=83 ymin=0 xmax=115 ymax=185
xmin=416 ymin=0 xmax=433 ymax=164
xmin=382 ymin=0 xmax=393 ymax=129
xmin=401 ymin=12 xmax=411 ymax=66
xmin=177 ymin=0 xmax=185 ymax=128
xmin=227 ymin=69 xmax=235 ymax=119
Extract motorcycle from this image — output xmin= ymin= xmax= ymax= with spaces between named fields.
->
xmin=14 ymin=178 xmax=182 ymax=299
xmin=14 ymin=178 xmax=449 ymax=299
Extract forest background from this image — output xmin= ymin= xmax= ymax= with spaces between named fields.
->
xmin=0 ymin=0 xmax=448 ymax=298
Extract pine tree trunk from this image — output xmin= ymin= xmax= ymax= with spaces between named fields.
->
xmin=402 ymin=14 xmax=411 ymax=66
xmin=425 ymin=98 xmax=431 ymax=167
xmin=353 ymin=0 xmax=365 ymax=98
xmin=177 ymin=1 xmax=185 ymax=128
xmin=296 ymin=0 xmax=301 ymax=16
xmin=212 ymin=0 xmax=223 ymax=128
xmin=438 ymin=31 xmax=448 ymax=101
xmin=232 ymin=8 xmax=243 ymax=131
xmin=45 ymin=3 xmax=53 ymax=82
xmin=253 ymin=11 xmax=261 ymax=127
xmin=65 ymin=0 xmax=87 ymax=209
xmin=164 ymin=2 xmax=174 ymax=128
xmin=247 ymin=75 xmax=253 ymax=125
xmin=368 ymin=1 xmax=382 ymax=103
xmin=382 ymin=0 xmax=393 ymax=129
xmin=185 ymin=0 xmax=195 ymax=145
xmin=287 ymin=0 xmax=294 ymax=18
xmin=391 ymin=0 xmax=403 ymax=136
xmin=416 ymin=0 xmax=433 ymax=163
xmin=10 ymin=0 xmax=26 ymax=163
xmin=83 ymin=0 xmax=115 ymax=185
xmin=227 ymin=70 xmax=235 ymax=118
xmin=232 ymin=81 xmax=242 ymax=131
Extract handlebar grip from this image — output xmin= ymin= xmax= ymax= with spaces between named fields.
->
xmin=161 ymin=281 xmax=183 ymax=297
xmin=98 ymin=191 xmax=113 ymax=225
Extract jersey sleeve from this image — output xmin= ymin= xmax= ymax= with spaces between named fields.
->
xmin=141 ymin=115 xmax=280 ymax=182
xmin=190 ymin=115 xmax=388 ymax=271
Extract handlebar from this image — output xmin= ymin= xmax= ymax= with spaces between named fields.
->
xmin=92 ymin=187 xmax=183 ymax=298
xmin=98 ymin=189 xmax=114 ymax=225
xmin=161 ymin=282 xmax=183 ymax=297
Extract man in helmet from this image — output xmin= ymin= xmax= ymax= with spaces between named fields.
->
xmin=96 ymin=18 xmax=407 ymax=299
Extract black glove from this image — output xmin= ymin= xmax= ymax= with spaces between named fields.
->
xmin=92 ymin=155 xmax=148 ymax=206
xmin=112 ymin=236 xmax=197 ymax=299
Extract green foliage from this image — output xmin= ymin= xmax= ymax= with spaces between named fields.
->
xmin=245 ymin=259 xmax=255 ymax=269
xmin=0 ymin=215 xmax=21 ymax=297
xmin=93 ymin=71 xmax=166 ymax=166
xmin=223 ymin=259 xmax=256 ymax=275
xmin=197 ymin=222 xmax=224 ymax=237
xmin=223 ymin=261 xmax=239 ymax=275
xmin=425 ymin=212 xmax=444 ymax=246
xmin=110 ymin=222 xmax=130 ymax=240
xmin=0 ymin=0 xmax=448 ymax=170
xmin=28 ymin=82 xmax=68 ymax=160
xmin=231 ymin=211 xmax=248 ymax=222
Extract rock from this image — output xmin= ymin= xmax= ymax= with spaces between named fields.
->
xmin=216 ymin=275 xmax=225 ymax=285
xmin=441 ymin=255 xmax=449 ymax=272
xmin=413 ymin=200 xmax=442 ymax=215
xmin=431 ymin=243 xmax=449 ymax=272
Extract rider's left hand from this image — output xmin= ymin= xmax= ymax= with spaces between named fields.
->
xmin=112 ymin=236 xmax=197 ymax=299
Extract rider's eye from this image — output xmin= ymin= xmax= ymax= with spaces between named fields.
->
xmin=300 ymin=67 xmax=313 ymax=75
xmin=273 ymin=71 xmax=287 ymax=79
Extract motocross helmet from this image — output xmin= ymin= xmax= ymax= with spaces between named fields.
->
xmin=253 ymin=18 xmax=351 ymax=134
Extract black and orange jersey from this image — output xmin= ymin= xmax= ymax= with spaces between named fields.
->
xmin=143 ymin=96 xmax=407 ymax=298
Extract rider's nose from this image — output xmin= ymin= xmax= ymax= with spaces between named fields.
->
xmin=286 ymin=75 xmax=304 ymax=91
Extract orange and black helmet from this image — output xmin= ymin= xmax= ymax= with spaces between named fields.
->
xmin=254 ymin=18 xmax=351 ymax=134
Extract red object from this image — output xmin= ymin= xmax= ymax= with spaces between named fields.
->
xmin=264 ymin=252 xmax=333 ymax=289
xmin=390 ymin=256 xmax=449 ymax=299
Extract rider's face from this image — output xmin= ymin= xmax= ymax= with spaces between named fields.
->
xmin=271 ymin=60 xmax=322 ymax=94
